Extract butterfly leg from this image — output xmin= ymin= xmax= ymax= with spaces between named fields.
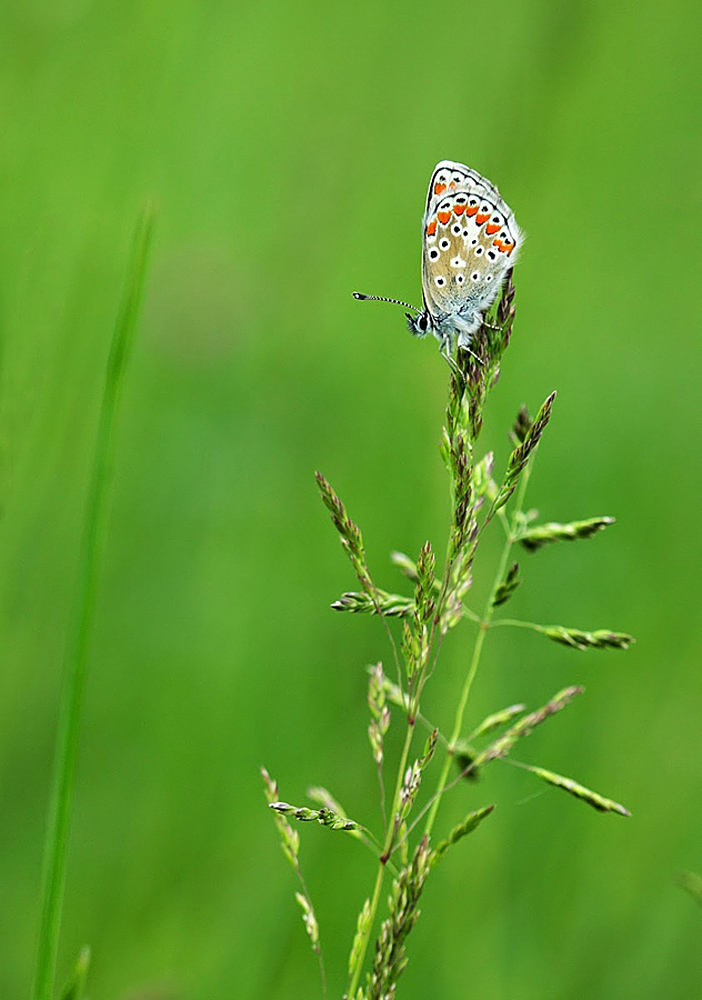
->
xmin=458 ymin=344 xmax=484 ymax=366
xmin=456 ymin=328 xmax=484 ymax=367
xmin=439 ymin=335 xmax=461 ymax=375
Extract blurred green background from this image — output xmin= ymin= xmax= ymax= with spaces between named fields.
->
xmin=1 ymin=1 xmax=701 ymax=997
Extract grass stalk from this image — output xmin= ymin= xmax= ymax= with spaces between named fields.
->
xmin=348 ymin=387 xmax=539 ymax=992
xmin=424 ymin=455 xmax=534 ymax=840
xmin=346 ymin=722 xmax=415 ymax=999
xmin=267 ymin=271 xmax=631 ymax=997
xmin=30 ymin=205 xmax=155 ymax=1000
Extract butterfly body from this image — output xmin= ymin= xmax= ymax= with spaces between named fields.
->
xmin=407 ymin=160 xmax=522 ymax=362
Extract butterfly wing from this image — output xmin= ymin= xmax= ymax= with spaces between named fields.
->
xmin=421 ymin=160 xmax=522 ymax=347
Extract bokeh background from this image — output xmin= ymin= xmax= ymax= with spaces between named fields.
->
xmin=1 ymin=1 xmax=701 ymax=997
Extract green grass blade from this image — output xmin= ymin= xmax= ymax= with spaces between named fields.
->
xmin=31 ymin=204 xmax=155 ymax=1000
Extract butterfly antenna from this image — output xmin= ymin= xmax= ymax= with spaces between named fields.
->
xmin=353 ymin=291 xmax=421 ymax=314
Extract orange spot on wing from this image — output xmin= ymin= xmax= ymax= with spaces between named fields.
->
xmin=476 ymin=212 xmax=489 ymax=225
xmin=493 ymin=238 xmax=516 ymax=256
xmin=453 ymin=204 xmax=466 ymax=215
xmin=449 ymin=181 xmax=456 ymax=190
xmin=426 ymin=219 xmax=437 ymax=236
xmin=465 ymin=205 xmax=478 ymax=217
xmin=485 ymin=223 xmax=500 ymax=235
xmin=437 ymin=211 xmax=451 ymax=224
xmin=434 ymin=183 xmax=446 ymax=195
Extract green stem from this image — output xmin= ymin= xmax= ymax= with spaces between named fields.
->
xmin=423 ymin=540 xmax=509 ymax=838
xmin=346 ymin=722 xmax=415 ymax=999
xmin=345 ymin=450 xmax=464 ymax=996
xmin=490 ymin=618 xmax=545 ymax=631
xmin=423 ymin=454 xmax=535 ymax=840
xmin=31 ymin=206 xmax=154 ymax=1000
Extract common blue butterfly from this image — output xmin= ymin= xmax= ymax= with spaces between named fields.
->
xmin=355 ymin=160 xmax=522 ymax=366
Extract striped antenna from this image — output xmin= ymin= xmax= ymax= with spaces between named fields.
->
xmin=353 ymin=291 xmax=421 ymax=314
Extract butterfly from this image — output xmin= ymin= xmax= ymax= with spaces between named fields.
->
xmin=355 ymin=160 xmax=522 ymax=367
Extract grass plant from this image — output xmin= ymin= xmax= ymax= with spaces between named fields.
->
xmin=30 ymin=207 xmax=155 ymax=1000
xmin=264 ymin=273 xmax=633 ymax=999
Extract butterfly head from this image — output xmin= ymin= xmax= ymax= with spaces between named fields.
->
xmin=406 ymin=310 xmax=431 ymax=339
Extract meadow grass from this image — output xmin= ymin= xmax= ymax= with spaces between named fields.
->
xmin=30 ymin=207 xmax=155 ymax=1000
xmin=265 ymin=275 xmax=633 ymax=1000
xmin=1 ymin=4 xmax=700 ymax=998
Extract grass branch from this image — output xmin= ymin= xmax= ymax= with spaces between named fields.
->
xmin=267 ymin=272 xmax=632 ymax=999
xmin=424 ymin=443 xmax=535 ymax=840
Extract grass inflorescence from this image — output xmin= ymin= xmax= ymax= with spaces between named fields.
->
xmin=264 ymin=272 xmax=633 ymax=999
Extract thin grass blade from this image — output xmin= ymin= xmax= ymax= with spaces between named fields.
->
xmin=31 ymin=205 xmax=155 ymax=1000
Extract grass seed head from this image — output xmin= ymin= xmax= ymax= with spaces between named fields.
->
xmin=519 ymin=516 xmax=615 ymax=552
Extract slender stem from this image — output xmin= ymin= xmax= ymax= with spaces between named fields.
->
xmin=376 ymin=759 xmax=387 ymax=839
xmin=31 ymin=206 xmax=155 ymax=1000
xmin=460 ymin=605 xmax=482 ymax=625
xmin=383 ymin=686 xmax=448 ymax=747
xmin=396 ymin=751 xmax=481 ymax=850
xmin=490 ymin=618 xmax=545 ymax=630
xmin=317 ymin=949 xmax=328 ymax=1000
xmin=423 ymin=544 xmax=509 ymax=838
xmin=293 ymin=863 xmax=327 ymax=1000
xmin=346 ymin=722 xmax=415 ymax=999
xmin=346 ymin=395 xmax=541 ymax=994
xmin=410 ymin=490 xmax=466 ymax=719
xmin=498 ymin=509 xmax=512 ymax=538
xmin=374 ymin=599 xmax=404 ymax=696
xmin=423 ymin=453 xmax=536 ymax=841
